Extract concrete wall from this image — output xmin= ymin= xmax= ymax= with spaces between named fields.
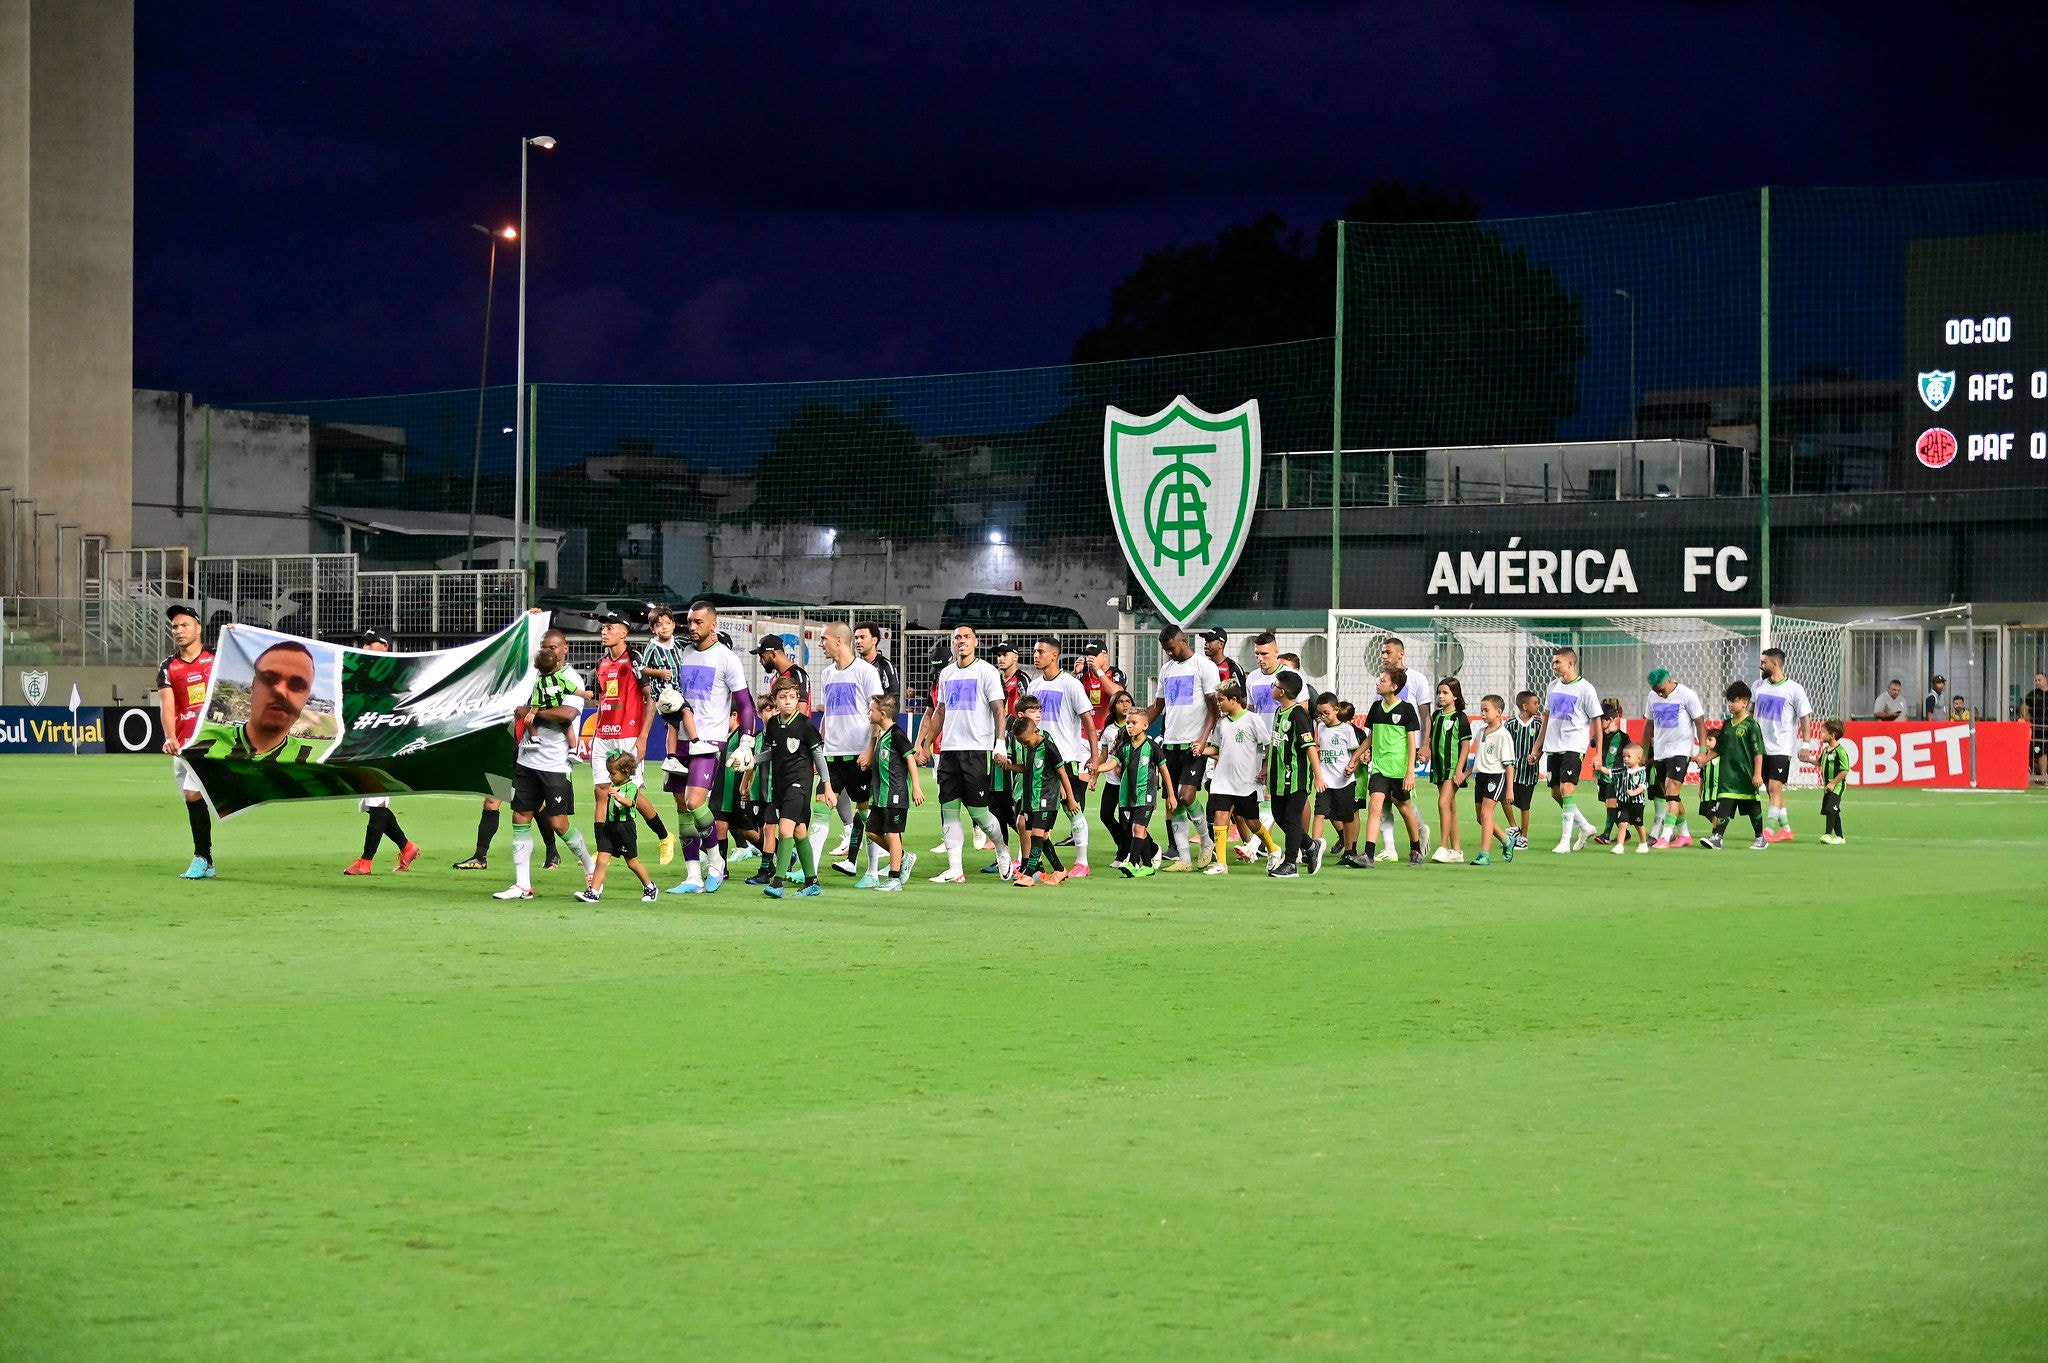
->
xmin=133 ymin=390 xmax=315 ymax=555
xmin=0 ymin=0 xmax=134 ymax=595
xmin=0 ymin=661 xmax=153 ymax=706
xmin=663 ymin=521 xmax=1125 ymax=628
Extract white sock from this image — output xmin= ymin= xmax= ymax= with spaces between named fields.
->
xmin=512 ymin=825 xmax=534 ymax=889
xmin=868 ymin=842 xmax=886 ymax=876
xmin=1072 ymin=810 xmax=1090 ymax=865
xmin=564 ymin=828 xmax=594 ymax=874
xmin=706 ymin=842 xmax=724 ymax=877
xmin=809 ymin=820 xmax=829 ymax=862
xmin=944 ymin=814 xmax=964 ymax=875
xmin=1381 ymin=816 xmax=1396 ymax=849
xmin=1169 ymin=815 xmax=1192 ymax=864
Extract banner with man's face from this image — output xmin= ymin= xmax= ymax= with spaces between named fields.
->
xmin=180 ymin=616 xmax=542 ymax=817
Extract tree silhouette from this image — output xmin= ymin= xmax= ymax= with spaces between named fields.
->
xmin=746 ymin=398 xmax=940 ymax=538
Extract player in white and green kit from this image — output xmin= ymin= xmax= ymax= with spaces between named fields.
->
xmin=1532 ymin=646 xmax=1602 ymax=853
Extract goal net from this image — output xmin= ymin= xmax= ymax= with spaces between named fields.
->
xmin=1328 ymin=610 xmax=1848 ymax=786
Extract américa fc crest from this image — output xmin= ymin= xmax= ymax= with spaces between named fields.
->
xmin=1917 ymin=370 xmax=1955 ymax=412
xmin=1103 ymin=396 xmax=1261 ymax=625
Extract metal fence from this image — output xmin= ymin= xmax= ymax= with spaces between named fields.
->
xmin=357 ymin=570 xmax=524 ymax=644
xmin=193 ymin=554 xmax=359 ymax=644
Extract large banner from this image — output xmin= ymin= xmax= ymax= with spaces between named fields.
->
xmin=1830 ymin=719 xmax=2029 ymax=789
xmin=181 ymin=616 xmax=541 ymax=817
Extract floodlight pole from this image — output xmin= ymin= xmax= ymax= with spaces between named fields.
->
xmin=1758 ymin=187 xmax=1772 ymax=638
xmin=467 ymin=224 xmax=510 ymax=569
xmin=1330 ymin=219 xmax=1346 ymax=613
xmin=512 ymin=134 xmax=555 ymax=609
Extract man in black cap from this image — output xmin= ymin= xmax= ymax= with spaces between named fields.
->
xmin=157 ymin=603 xmax=217 ymax=879
xmin=752 ymin=635 xmax=809 ymax=717
xmin=1202 ymin=628 xmax=1243 ymax=687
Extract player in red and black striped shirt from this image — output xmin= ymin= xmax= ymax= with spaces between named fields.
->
xmin=156 ymin=604 xmax=217 ymax=879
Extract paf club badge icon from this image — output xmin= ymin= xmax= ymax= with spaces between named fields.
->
xmin=1103 ymin=396 xmax=1261 ymax=626
xmin=1916 ymin=427 xmax=1957 ymax=469
xmin=1917 ymin=369 xmax=1956 ymax=412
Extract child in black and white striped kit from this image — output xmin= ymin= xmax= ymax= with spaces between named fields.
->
xmin=1611 ymin=743 xmax=1651 ymax=854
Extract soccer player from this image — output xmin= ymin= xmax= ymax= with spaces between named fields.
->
xmin=1532 ymin=646 xmax=1602 ymax=854
xmin=455 ymin=618 xmax=564 ymax=873
xmin=856 ymin=693 xmax=922 ymax=889
xmin=1359 ymin=666 xmax=1424 ymax=868
xmin=1591 ymin=700 xmax=1628 ymax=844
xmin=1642 ymin=667 xmax=1707 ymax=847
xmin=1202 ymin=627 xmax=1244 ymax=687
xmin=759 ymin=677 xmax=833 ymax=898
xmin=575 ymin=751 xmax=661 ymax=904
xmin=158 ymin=603 xmax=218 ymax=879
xmin=188 ymin=639 xmax=322 ymax=761
xmin=1106 ymin=710 xmax=1162 ymax=877
xmin=813 ymin=622 xmax=884 ymax=875
xmin=667 ymin=601 xmax=757 ymax=894
xmin=1754 ymin=648 xmax=1815 ymax=842
xmin=493 ymin=632 xmax=598 ymax=899
xmin=1201 ymin=682 xmax=1270 ymax=876
xmin=1028 ymin=637 xmax=1097 ymax=876
xmin=852 ymin=621 xmax=898 ymax=699
xmin=916 ymin=624 xmax=1011 ymax=882
xmin=1610 ymin=743 xmax=1651 ymax=854
xmin=1428 ymin=678 xmax=1474 ymax=863
xmin=1376 ymin=637 xmax=1437 ymax=861
xmin=1078 ymin=641 xmax=1127 ymax=734
xmin=1468 ymin=694 xmax=1516 ymax=865
xmin=1311 ymin=691 xmax=1360 ymax=866
xmin=1506 ymin=690 xmax=1543 ymax=852
xmin=345 ymin=632 xmax=420 ymax=876
xmin=590 ymin=613 xmax=675 ymax=866
xmin=1701 ymin=681 xmax=1768 ymax=850
xmin=1264 ymin=671 xmax=1322 ymax=877
xmin=1818 ymin=719 xmax=1850 ymax=844
xmin=1141 ymin=624 xmax=1222 ymax=870
xmin=753 ymin=636 xmax=810 ymax=714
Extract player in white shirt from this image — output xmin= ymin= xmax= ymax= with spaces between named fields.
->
xmin=1642 ymin=667 xmax=1708 ymax=847
xmin=1754 ymin=647 xmax=1816 ymax=842
xmin=1028 ymin=638 xmax=1098 ymax=875
xmin=915 ymin=625 xmax=1012 ymax=882
xmin=494 ymin=625 xmax=598 ymax=899
xmin=1199 ymin=683 xmax=1271 ymax=875
xmin=1243 ymin=630 xmax=1305 ymax=857
xmin=1140 ymin=624 xmax=1222 ymax=869
xmin=665 ymin=600 xmax=758 ymax=894
xmin=1532 ymin=645 xmax=1603 ymax=853
xmin=812 ymin=622 xmax=885 ymax=875
xmin=1374 ymin=636 xmax=1437 ymax=862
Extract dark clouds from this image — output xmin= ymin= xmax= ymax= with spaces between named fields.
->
xmin=136 ymin=1 xmax=2047 ymax=398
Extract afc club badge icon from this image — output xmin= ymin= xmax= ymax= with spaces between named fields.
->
xmin=1103 ymin=396 xmax=1261 ymax=626
xmin=1917 ymin=369 xmax=1956 ymax=412
xmin=19 ymin=669 xmax=49 ymax=706
xmin=1916 ymin=427 xmax=1957 ymax=469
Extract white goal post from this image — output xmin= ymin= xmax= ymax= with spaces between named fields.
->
xmin=1326 ymin=609 xmax=1850 ymax=787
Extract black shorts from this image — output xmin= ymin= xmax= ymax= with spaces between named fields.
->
xmin=1545 ymin=752 xmax=1583 ymax=788
xmin=1820 ymin=791 xmax=1842 ymax=816
xmin=1710 ymin=795 xmax=1761 ymax=818
xmin=1024 ymin=805 xmax=1058 ymax=832
xmin=1366 ymin=771 xmax=1411 ymax=804
xmin=937 ymin=750 xmax=991 ymax=806
xmin=989 ymin=788 xmax=1015 ymax=828
xmin=1596 ymin=774 xmax=1617 ymax=802
xmin=512 ymin=766 xmax=574 ymax=817
xmin=771 ymin=782 xmax=814 ymax=824
xmin=1215 ymin=791 xmax=1264 ymax=822
xmin=1654 ymin=756 xmax=1691 ymax=789
xmin=594 ymin=820 xmax=638 ymax=858
xmin=1615 ymin=803 xmax=1644 ymax=826
xmin=718 ymin=797 xmax=758 ymax=833
xmin=1161 ymin=744 xmax=1207 ymax=793
xmin=1122 ymin=802 xmax=1154 ymax=828
xmin=1471 ymin=771 xmax=1505 ymax=804
xmin=1762 ymin=754 xmax=1793 ymax=786
xmin=1511 ymin=776 xmax=1536 ymax=810
xmin=867 ymin=805 xmax=907 ymax=836
xmin=1313 ymin=787 xmax=1357 ymax=820
xmin=826 ymin=756 xmax=871 ymax=804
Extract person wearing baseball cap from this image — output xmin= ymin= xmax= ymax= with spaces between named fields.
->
xmin=1201 ymin=627 xmax=1243 ymax=686
xmin=753 ymin=635 xmax=809 ymax=716
xmin=157 ymin=603 xmax=217 ymax=878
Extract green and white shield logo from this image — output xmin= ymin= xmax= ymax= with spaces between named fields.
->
xmin=1103 ymin=396 xmax=1261 ymax=625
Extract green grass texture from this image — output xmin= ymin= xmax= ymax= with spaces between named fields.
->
xmin=2 ymin=755 xmax=2042 ymax=1360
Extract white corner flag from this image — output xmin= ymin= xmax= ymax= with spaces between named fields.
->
xmin=68 ymin=683 xmax=81 ymax=754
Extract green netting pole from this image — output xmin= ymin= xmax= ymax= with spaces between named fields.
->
xmin=1330 ymin=219 xmax=1346 ymax=612
xmin=1758 ymin=186 xmax=1772 ymax=644
xmin=525 ymin=384 xmax=540 ymax=596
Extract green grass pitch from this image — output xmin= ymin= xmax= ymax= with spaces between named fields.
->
xmin=1 ymin=754 xmax=2042 ymax=1360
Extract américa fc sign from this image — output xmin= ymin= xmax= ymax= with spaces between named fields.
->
xmin=1103 ymin=396 xmax=1262 ymax=626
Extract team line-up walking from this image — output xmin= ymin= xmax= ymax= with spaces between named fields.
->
xmin=152 ymin=602 xmax=1857 ymax=892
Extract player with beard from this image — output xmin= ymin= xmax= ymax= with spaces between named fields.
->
xmin=916 ymin=625 xmax=1011 ymax=882
xmin=666 ymin=601 xmax=757 ymax=894
xmin=1642 ymin=667 xmax=1707 ymax=847
xmin=591 ymin=613 xmax=674 ymax=865
xmin=1532 ymin=645 xmax=1603 ymax=853
xmin=1028 ymin=637 xmax=1097 ymax=875
xmin=1141 ymin=624 xmax=1221 ymax=870
xmin=1202 ymin=628 xmax=1244 ymax=688
xmin=1754 ymin=647 xmax=1815 ymax=842
xmin=157 ymin=604 xmax=217 ymax=879
xmin=492 ymin=631 xmax=597 ymax=899
xmin=814 ymin=623 xmax=884 ymax=876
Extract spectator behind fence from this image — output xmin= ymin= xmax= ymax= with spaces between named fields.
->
xmin=2023 ymin=672 xmax=2048 ymax=781
xmin=1871 ymin=679 xmax=1905 ymax=721
xmin=1924 ymin=674 xmax=1947 ymax=720
xmin=1949 ymin=695 xmax=1971 ymax=722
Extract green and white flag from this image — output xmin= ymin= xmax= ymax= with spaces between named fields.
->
xmin=180 ymin=615 xmax=544 ymax=817
xmin=1103 ymin=395 xmax=1261 ymax=626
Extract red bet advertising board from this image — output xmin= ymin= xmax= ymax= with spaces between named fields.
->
xmin=1834 ymin=720 xmax=2028 ymax=789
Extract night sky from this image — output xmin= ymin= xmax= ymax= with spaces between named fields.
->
xmin=136 ymin=1 xmax=2047 ymax=403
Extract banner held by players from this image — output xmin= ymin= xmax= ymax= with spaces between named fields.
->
xmin=180 ymin=615 xmax=542 ymax=817
xmin=1104 ymin=395 xmax=1261 ymax=627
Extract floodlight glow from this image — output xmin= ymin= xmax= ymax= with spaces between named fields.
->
xmin=989 ymin=529 xmax=1004 ymax=545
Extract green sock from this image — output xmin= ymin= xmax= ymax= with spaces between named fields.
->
xmin=1559 ymin=794 xmax=1578 ymax=831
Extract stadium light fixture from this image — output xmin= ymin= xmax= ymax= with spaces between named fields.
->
xmin=989 ymin=529 xmax=1004 ymax=545
xmin=512 ymin=135 xmax=556 ymax=605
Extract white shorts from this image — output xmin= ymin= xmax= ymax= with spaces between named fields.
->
xmin=359 ymin=797 xmax=390 ymax=812
xmin=589 ymin=736 xmax=642 ymax=791
xmin=172 ymin=755 xmax=204 ymax=795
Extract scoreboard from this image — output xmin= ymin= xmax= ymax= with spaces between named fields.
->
xmin=1902 ymin=231 xmax=2048 ymax=486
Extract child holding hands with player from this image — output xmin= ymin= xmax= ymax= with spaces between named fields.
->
xmin=575 ymin=751 xmax=660 ymax=904
xmin=1609 ymin=743 xmax=1651 ymax=854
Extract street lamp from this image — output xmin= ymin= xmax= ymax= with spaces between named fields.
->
xmin=511 ymin=135 xmax=555 ymax=604
xmin=1614 ymin=289 xmax=1638 ymax=442
xmin=467 ymin=224 xmax=516 ymax=568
